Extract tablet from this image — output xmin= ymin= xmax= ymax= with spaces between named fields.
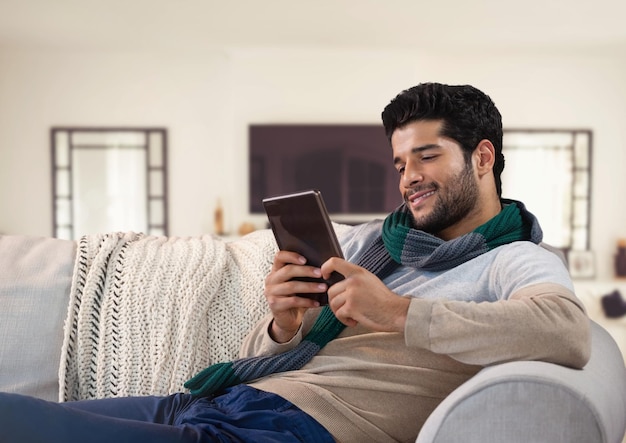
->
xmin=263 ymin=190 xmax=345 ymax=305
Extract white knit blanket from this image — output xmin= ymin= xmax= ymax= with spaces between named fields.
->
xmin=59 ymin=230 xmax=278 ymax=402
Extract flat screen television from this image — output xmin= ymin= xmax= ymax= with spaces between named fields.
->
xmin=249 ymin=124 xmax=402 ymax=216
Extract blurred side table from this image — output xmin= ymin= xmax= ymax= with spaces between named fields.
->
xmin=574 ymin=280 xmax=626 ymax=364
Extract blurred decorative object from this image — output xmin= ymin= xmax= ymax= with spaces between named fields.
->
xmin=501 ymin=129 xmax=592 ymax=251
xmin=614 ymin=238 xmax=626 ymax=277
xmin=238 ymin=222 xmax=256 ymax=236
xmin=568 ymin=250 xmax=595 ymax=279
xmin=214 ymin=199 xmax=224 ymax=235
xmin=601 ymin=290 xmax=626 ymax=318
xmin=51 ymin=127 xmax=168 ymax=240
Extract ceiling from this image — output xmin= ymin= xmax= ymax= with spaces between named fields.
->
xmin=0 ymin=0 xmax=625 ymax=53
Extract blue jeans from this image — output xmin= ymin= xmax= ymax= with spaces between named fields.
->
xmin=0 ymin=385 xmax=335 ymax=443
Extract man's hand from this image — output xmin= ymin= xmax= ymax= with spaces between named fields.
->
xmin=321 ymin=257 xmax=409 ymax=332
xmin=264 ymin=250 xmax=327 ymax=343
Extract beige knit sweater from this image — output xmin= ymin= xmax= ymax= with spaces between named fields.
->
xmin=244 ymin=283 xmax=590 ymax=443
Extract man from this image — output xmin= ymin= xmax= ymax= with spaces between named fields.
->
xmin=0 ymin=83 xmax=590 ymax=442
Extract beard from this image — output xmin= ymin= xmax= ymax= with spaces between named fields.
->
xmin=405 ymin=163 xmax=479 ymax=235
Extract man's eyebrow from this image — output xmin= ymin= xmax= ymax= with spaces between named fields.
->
xmin=393 ymin=144 xmax=441 ymax=165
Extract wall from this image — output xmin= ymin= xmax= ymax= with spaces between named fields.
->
xmin=1 ymin=47 xmax=625 ymax=279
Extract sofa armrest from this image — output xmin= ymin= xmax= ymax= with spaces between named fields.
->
xmin=416 ymin=321 xmax=626 ymax=443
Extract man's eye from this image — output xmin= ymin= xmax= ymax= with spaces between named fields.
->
xmin=422 ymin=155 xmax=436 ymax=161
xmin=396 ymin=166 xmax=405 ymax=175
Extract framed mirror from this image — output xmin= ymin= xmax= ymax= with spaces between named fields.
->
xmin=501 ymin=129 xmax=592 ymax=252
xmin=51 ymin=127 xmax=169 ymax=240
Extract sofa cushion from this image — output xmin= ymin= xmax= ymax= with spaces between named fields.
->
xmin=0 ymin=235 xmax=75 ymax=401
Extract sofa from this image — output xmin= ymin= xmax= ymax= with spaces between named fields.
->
xmin=1 ymin=233 xmax=625 ymax=443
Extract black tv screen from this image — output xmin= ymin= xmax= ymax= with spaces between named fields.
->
xmin=249 ymin=124 xmax=402 ymax=214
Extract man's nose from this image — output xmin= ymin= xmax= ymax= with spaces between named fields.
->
xmin=402 ymin=162 xmax=423 ymax=187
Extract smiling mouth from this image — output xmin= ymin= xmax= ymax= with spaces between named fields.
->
xmin=407 ymin=189 xmax=436 ymax=208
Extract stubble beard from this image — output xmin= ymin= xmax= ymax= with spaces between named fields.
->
xmin=406 ymin=163 xmax=479 ymax=235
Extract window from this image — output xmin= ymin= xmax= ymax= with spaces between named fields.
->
xmin=501 ymin=129 xmax=591 ymax=251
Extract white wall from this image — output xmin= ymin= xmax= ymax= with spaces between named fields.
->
xmin=1 ymin=47 xmax=625 ymax=279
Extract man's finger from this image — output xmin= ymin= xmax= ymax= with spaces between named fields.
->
xmin=321 ymin=257 xmax=358 ymax=279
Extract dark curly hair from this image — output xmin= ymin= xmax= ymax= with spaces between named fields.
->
xmin=381 ymin=83 xmax=505 ymax=197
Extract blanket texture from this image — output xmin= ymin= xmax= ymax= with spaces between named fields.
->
xmin=59 ymin=230 xmax=280 ymax=402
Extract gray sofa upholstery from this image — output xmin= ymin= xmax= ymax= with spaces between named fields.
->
xmin=1 ymin=234 xmax=625 ymax=442
xmin=416 ymin=321 xmax=626 ymax=443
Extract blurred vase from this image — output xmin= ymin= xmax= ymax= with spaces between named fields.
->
xmin=615 ymin=238 xmax=626 ymax=277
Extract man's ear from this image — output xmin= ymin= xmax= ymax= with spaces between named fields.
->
xmin=473 ymin=139 xmax=496 ymax=177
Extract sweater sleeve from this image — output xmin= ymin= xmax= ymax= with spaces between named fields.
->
xmin=405 ymin=282 xmax=590 ymax=368
xmin=238 ymin=307 xmax=322 ymax=358
xmin=403 ymin=236 xmax=593 ymax=373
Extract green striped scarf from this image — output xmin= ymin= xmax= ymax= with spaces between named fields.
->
xmin=184 ymin=199 xmax=540 ymax=397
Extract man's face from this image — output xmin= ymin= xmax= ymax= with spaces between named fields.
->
xmin=391 ymin=120 xmax=480 ymax=239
